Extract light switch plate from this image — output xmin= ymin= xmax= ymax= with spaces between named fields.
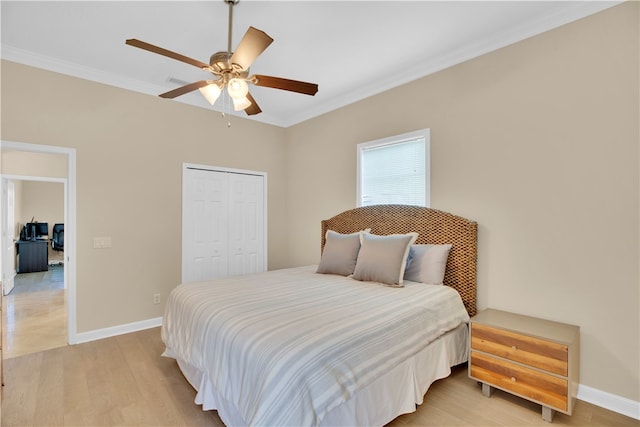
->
xmin=93 ymin=237 xmax=112 ymax=249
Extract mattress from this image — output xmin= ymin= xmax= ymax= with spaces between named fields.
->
xmin=162 ymin=265 xmax=470 ymax=426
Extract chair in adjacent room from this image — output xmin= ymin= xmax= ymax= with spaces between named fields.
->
xmin=52 ymin=223 xmax=64 ymax=251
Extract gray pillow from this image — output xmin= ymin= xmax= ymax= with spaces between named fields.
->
xmin=403 ymin=244 xmax=453 ymax=285
xmin=316 ymin=230 xmax=364 ymax=276
xmin=352 ymin=232 xmax=418 ymax=287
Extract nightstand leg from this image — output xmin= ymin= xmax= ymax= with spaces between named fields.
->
xmin=481 ymin=382 xmax=494 ymax=397
xmin=542 ymin=406 xmax=555 ymax=422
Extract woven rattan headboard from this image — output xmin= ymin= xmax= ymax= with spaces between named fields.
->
xmin=321 ymin=204 xmax=477 ymax=316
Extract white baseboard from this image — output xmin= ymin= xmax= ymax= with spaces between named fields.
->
xmin=578 ymin=384 xmax=640 ymax=420
xmin=73 ymin=317 xmax=162 ymax=344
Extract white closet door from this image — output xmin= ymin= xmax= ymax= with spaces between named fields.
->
xmin=228 ymin=173 xmax=264 ymax=276
xmin=182 ymin=166 xmax=266 ymax=284
xmin=183 ymin=168 xmax=229 ymax=283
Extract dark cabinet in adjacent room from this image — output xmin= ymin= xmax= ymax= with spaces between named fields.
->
xmin=15 ymin=240 xmax=49 ymax=273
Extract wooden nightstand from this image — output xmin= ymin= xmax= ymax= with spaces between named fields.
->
xmin=468 ymin=309 xmax=580 ymax=422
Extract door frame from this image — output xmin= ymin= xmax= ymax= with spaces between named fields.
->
xmin=0 ymin=140 xmax=78 ymax=345
xmin=181 ymin=162 xmax=268 ymax=283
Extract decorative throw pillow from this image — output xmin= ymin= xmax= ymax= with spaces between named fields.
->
xmin=352 ymin=232 xmax=418 ymax=287
xmin=316 ymin=230 xmax=365 ymax=276
xmin=403 ymin=244 xmax=453 ymax=285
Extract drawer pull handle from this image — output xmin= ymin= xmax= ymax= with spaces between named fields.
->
xmin=510 ymin=376 xmax=517 ymax=382
xmin=511 ymin=345 xmax=517 ymax=350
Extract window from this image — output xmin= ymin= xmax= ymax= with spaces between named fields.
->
xmin=357 ymin=129 xmax=430 ymax=207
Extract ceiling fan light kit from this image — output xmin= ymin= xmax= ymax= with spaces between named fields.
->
xmin=198 ymin=81 xmax=222 ymax=105
xmin=125 ymin=0 xmax=318 ymax=117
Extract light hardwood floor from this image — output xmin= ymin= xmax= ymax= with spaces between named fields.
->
xmin=3 ymin=264 xmax=67 ymax=359
xmin=2 ymin=327 xmax=637 ymax=427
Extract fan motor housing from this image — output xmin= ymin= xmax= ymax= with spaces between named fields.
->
xmin=209 ymin=51 xmax=233 ymax=73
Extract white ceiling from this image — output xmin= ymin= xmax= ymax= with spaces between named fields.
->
xmin=1 ymin=1 xmax=620 ymax=128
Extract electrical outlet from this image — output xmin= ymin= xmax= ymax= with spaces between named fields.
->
xmin=153 ymin=293 xmax=161 ymax=304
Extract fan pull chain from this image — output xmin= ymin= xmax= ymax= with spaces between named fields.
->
xmin=221 ymin=89 xmax=232 ymax=128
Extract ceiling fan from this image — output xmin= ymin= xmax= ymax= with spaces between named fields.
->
xmin=125 ymin=0 xmax=318 ymax=116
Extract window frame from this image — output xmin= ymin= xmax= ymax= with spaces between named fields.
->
xmin=356 ymin=128 xmax=431 ymax=208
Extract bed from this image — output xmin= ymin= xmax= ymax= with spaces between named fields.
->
xmin=162 ymin=204 xmax=477 ymax=426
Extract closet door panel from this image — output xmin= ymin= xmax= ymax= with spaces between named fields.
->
xmin=228 ymin=173 xmax=264 ymax=276
xmin=183 ymin=168 xmax=229 ymax=283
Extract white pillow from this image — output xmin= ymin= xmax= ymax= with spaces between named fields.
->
xmin=403 ymin=244 xmax=452 ymax=285
xmin=352 ymin=232 xmax=418 ymax=287
xmin=316 ymin=230 xmax=365 ymax=276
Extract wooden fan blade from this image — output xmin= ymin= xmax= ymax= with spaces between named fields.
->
xmin=126 ymin=39 xmax=209 ymax=69
xmin=160 ymin=80 xmax=211 ymax=99
xmin=230 ymin=27 xmax=274 ymax=70
xmin=251 ymin=74 xmax=318 ymax=96
xmin=244 ymin=92 xmax=262 ymax=116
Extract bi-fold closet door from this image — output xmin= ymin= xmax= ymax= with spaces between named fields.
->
xmin=182 ymin=165 xmax=266 ymax=284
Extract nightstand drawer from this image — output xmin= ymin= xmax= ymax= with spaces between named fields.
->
xmin=471 ymin=323 xmax=568 ymax=376
xmin=470 ymin=351 xmax=568 ymax=411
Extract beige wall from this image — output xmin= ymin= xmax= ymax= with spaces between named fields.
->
xmin=2 ymin=150 xmax=67 ymax=178
xmin=1 ymin=1 xmax=637 ymax=404
xmin=18 ymin=181 xmax=64 ymax=236
xmin=286 ymin=3 xmax=639 ymax=402
xmin=1 ymin=61 xmax=289 ymax=332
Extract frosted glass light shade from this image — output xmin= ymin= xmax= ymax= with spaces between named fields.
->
xmin=199 ymin=83 xmax=222 ymax=105
xmin=227 ymin=78 xmax=249 ymax=99
xmin=232 ymin=96 xmax=252 ymax=111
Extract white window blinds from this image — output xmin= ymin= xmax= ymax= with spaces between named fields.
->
xmin=357 ymin=129 xmax=430 ymax=207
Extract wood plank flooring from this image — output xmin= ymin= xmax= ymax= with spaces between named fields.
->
xmin=2 ymin=327 xmax=637 ymax=427
xmin=3 ymin=265 xmax=67 ymax=359
xmin=2 ymin=328 xmax=223 ymax=427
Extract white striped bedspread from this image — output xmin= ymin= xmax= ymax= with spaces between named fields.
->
xmin=161 ymin=265 xmax=470 ymax=426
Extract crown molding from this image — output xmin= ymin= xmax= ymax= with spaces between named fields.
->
xmin=1 ymin=44 xmax=287 ymax=127
xmin=2 ymin=1 xmax=622 ymax=129
xmin=280 ymin=1 xmax=622 ymax=128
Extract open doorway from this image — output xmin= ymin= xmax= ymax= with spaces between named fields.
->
xmin=3 ymin=178 xmax=66 ymax=357
xmin=0 ymin=141 xmax=77 ymax=357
